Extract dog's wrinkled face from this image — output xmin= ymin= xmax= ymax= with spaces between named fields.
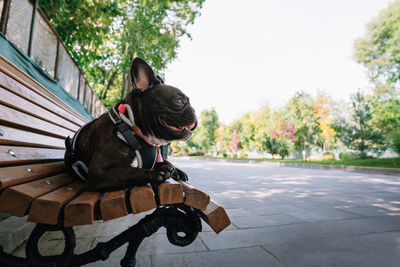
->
xmin=128 ymin=58 xmax=197 ymax=145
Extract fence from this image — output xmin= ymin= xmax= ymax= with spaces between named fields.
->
xmin=0 ymin=0 xmax=107 ymax=118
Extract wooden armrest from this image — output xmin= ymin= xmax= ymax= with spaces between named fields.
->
xmin=157 ymin=179 xmax=184 ymax=205
xmin=199 ymin=199 xmax=231 ymax=234
xmin=178 ymin=181 xmax=210 ymax=211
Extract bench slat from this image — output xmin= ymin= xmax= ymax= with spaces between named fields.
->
xmin=28 ymin=181 xmax=86 ymax=225
xmin=100 ymin=190 xmax=128 ymax=221
xmin=0 ymin=145 xmax=64 ymax=166
xmin=0 ymin=57 xmax=88 ymax=126
xmin=0 ymin=104 xmax=74 ymax=139
xmin=0 ymin=161 xmax=65 ymax=189
xmin=0 ymin=125 xmax=65 ymax=149
xmin=0 ymin=87 xmax=79 ymax=132
xmin=0 ymin=173 xmax=74 ymax=216
xmin=199 ymin=199 xmax=231 ymax=234
xmin=129 ymin=185 xmax=156 ymax=214
xmin=157 ymin=180 xmax=184 ymax=205
xmin=64 ymin=191 xmax=102 ymax=227
xmin=179 ymin=181 xmax=210 ymax=211
xmin=0 ymin=70 xmax=86 ymax=127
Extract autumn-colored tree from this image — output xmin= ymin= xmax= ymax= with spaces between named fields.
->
xmin=314 ymin=93 xmax=336 ymax=151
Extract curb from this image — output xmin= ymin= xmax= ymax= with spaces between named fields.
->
xmin=177 ymin=157 xmax=400 ymax=176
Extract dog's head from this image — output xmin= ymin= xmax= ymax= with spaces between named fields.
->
xmin=127 ymin=58 xmax=197 ymax=145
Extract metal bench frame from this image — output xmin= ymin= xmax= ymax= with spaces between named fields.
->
xmin=0 ymin=204 xmax=201 ymax=267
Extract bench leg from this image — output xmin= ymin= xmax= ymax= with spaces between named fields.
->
xmin=0 ymin=204 xmax=201 ymax=267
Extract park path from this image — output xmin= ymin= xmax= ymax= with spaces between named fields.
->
xmin=13 ymin=157 xmax=400 ymax=266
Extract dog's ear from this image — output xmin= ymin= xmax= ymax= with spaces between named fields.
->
xmin=130 ymin=57 xmax=161 ymax=91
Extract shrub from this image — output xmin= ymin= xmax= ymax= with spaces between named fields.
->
xmin=188 ymin=151 xmax=204 ymax=156
xmin=391 ymin=132 xmax=400 ymax=155
xmin=322 ymin=152 xmax=335 ymax=161
xmin=232 ymin=154 xmax=237 ymax=158
xmin=222 ymin=152 xmax=227 ymax=158
xmin=339 ymin=151 xmax=359 ymax=160
xmin=277 ymin=140 xmax=291 ymax=159
xmin=239 ymin=153 xmax=248 ymax=158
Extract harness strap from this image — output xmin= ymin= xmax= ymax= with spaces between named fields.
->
xmin=66 ymin=122 xmax=90 ymax=182
xmin=109 ymin=107 xmax=141 ymax=151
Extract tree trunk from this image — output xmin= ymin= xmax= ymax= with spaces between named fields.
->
xmin=121 ymin=73 xmax=127 ymax=100
xmin=101 ymin=70 xmax=118 ymax=99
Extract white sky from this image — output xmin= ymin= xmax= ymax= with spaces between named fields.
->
xmin=165 ymin=0 xmax=393 ymax=124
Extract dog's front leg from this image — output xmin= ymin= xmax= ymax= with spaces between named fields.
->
xmin=87 ymin=154 xmax=175 ymax=192
xmin=154 ymin=160 xmax=188 ymax=182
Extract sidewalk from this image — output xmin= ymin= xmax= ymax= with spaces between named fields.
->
xmin=11 ymin=158 xmax=400 ymax=266
xmin=193 ymin=156 xmax=400 ymax=176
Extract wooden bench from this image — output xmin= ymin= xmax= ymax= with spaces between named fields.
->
xmin=0 ymin=55 xmax=230 ymax=267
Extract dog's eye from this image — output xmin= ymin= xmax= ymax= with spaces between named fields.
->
xmin=175 ymin=98 xmax=184 ymax=106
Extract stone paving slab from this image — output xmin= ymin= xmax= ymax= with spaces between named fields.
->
xmin=199 ymin=227 xmax=291 ymax=250
xmin=151 ymin=246 xmax=286 ymax=267
xmin=264 ymin=231 xmax=400 ymax=267
xmin=231 ymin=214 xmax=303 ymax=228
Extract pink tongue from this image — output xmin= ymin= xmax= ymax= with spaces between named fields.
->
xmin=177 ymin=122 xmax=196 ymax=130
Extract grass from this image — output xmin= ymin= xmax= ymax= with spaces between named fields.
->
xmin=190 ymin=156 xmax=400 ymax=169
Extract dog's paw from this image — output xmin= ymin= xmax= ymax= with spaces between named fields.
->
xmin=172 ymin=168 xmax=189 ymax=182
xmin=153 ymin=165 xmax=175 ymax=182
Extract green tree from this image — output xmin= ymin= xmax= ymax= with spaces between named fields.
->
xmin=334 ymin=90 xmax=385 ymax=158
xmin=285 ymin=91 xmax=319 ymax=152
xmin=39 ymin=0 xmax=205 ymax=109
xmin=192 ymin=108 xmax=220 ymax=152
xmin=265 ymin=137 xmax=279 ymax=158
xmin=277 ymin=139 xmax=291 ymax=159
xmin=354 ymin=0 xmax=400 ymax=86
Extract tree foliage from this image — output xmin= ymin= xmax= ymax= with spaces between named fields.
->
xmin=191 ymin=108 xmax=220 ymax=152
xmin=354 ymin=0 xmax=400 ymax=86
xmin=39 ymin=0 xmax=205 ymax=108
xmin=334 ymin=91 xmax=385 ymax=158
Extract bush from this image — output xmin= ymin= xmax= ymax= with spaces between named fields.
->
xmin=339 ymin=151 xmax=359 ymax=160
xmin=188 ymin=151 xmax=204 ymax=156
xmin=391 ymin=132 xmax=400 ymax=155
xmin=322 ymin=152 xmax=335 ymax=161
xmin=222 ymin=152 xmax=227 ymax=158
xmin=277 ymin=140 xmax=291 ymax=159
xmin=239 ymin=153 xmax=248 ymax=158
xmin=232 ymin=154 xmax=237 ymax=158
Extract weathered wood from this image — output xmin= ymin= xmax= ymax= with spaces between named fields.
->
xmin=157 ymin=180 xmax=184 ymax=205
xmin=0 ymin=86 xmax=79 ymax=132
xmin=100 ymin=190 xmax=128 ymax=221
xmin=0 ymin=104 xmax=74 ymax=139
xmin=199 ymin=199 xmax=231 ymax=234
xmin=129 ymin=185 xmax=156 ymax=214
xmin=0 ymin=173 xmax=74 ymax=216
xmin=179 ymin=181 xmax=210 ymax=211
xmin=0 ymin=56 xmax=88 ymax=125
xmin=64 ymin=191 xmax=102 ymax=226
xmin=0 ymin=125 xmax=65 ymax=149
xmin=0 ymin=145 xmax=64 ymax=166
xmin=0 ymin=70 xmax=86 ymax=127
xmin=28 ymin=181 xmax=86 ymax=225
xmin=0 ymin=161 xmax=65 ymax=189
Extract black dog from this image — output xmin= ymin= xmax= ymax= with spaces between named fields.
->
xmin=65 ymin=58 xmax=197 ymax=192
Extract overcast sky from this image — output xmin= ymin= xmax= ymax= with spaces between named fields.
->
xmin=166 ymin=0 xmax=393 ymax=124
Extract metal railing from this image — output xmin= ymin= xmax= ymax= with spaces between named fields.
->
xmin=0 ymin=0 xmax=107 ymax=118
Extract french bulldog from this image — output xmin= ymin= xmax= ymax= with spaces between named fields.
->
xmin=64 ymin=58 xmax=197 ymax=192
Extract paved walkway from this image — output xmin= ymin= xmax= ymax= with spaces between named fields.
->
xmin=13 ymin=158 xmax=400 ymax=266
